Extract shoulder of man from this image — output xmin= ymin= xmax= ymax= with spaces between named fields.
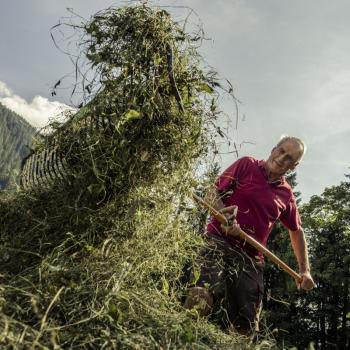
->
xmin=228 ymin=156 xmax=260 ymax=174
xmin=279 ymin=179 xmax=299 ymax=208
xmin=234 ymin=156 xmax=258 ymax=166
xmin=216 ymin=156 xmax=257 ymax=192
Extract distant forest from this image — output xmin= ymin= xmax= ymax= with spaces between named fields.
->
xmin=0 ymin=103 xmax=36 ymax=188
xmin=265 ymin=173 xmax=350 ymax=349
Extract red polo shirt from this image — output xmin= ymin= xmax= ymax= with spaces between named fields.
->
xmin=207 ymin=156 xmax=301 ymax=259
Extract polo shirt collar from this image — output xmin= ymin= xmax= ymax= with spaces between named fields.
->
xmin=258 ymin=160 xmax=285 ymax=185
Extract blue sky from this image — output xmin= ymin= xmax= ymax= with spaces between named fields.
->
xmin=0 ymin=0 xmax=349 ymax=202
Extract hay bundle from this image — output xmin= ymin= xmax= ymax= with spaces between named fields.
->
xmin=0 ymin=5 xmax=266 ymax=349
xmin=21 ymin=5 xmax=219 ymax=196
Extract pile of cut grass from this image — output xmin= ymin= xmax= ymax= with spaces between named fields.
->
xmin=0 ymin=5 xmax=275 ymax=349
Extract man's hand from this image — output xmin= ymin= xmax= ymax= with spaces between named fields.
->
xmin=219 ymin=206 xmax=241 ymax=237
xmin=297 ymin=271 xmax=315 ymax=291
xmin=289 ymin=228 xmax=315 ymax=291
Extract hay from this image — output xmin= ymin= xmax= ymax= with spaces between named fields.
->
xmin=0 ymin=5 xmax=274 ymax=349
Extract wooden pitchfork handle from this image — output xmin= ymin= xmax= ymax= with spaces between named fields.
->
xmin=192 ymin=193 xmax=302 ymax=283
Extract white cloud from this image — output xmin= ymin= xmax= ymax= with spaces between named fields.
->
xmin=0 ymin=81 xmax=12 ymax=97
xmin=0 ymin=80 xmax=74 ymax=128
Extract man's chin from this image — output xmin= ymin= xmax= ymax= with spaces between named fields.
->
xmin=271 ymin=162 xmax=285 ymax=174
xmin=267 ymin=162 xmax=279 ymax=173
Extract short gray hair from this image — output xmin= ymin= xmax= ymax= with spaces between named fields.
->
xmin=277 ymin=135 xmax=306 ymax=160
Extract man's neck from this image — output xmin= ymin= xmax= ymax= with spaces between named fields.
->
xmin=263 ymin=163 xmax=281 ymax=183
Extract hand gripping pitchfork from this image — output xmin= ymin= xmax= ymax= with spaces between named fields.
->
xmin=192 ymin=193 xmax=302 ymax=283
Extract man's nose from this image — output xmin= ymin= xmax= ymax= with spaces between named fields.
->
xmin=276 ymin=154 xmax=287 ymax=163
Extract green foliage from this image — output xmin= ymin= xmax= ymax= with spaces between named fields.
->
xmin=34 ymin=5 xmax=229 ymax=202
xmin=301 ymin=179 xmax=350 ymax=349
xmin=0 ymin=103 xmax=35 ymax=187
xmin=264 ymin=173 xmax=350 ymax=349
xmin=0 ymin=5 xmax=262 ymax=349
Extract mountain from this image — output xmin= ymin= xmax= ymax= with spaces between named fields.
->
xmin=0 ymin=103 xmax=36 ymax=188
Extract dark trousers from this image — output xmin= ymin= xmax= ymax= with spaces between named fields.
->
xmin=190 ymin=234 xmax=265 ymax=332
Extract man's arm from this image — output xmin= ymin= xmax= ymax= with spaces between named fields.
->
xmin=289 ymin=228 xmax=315 ymax=290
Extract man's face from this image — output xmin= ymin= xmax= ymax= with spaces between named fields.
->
xmin=266 ymin=140 xmax=303 ymax=178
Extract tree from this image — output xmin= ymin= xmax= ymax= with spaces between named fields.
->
xmin=302 ymin=175 xmax=350 ymax=349
xmin=264 ymin=173 xmax=350 ymax=349
xmin=0 ymin=103 xmax=35 ymax=186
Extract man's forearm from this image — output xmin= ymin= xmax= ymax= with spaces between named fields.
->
xmin=289 ymin=228 xmax=310 ymax=273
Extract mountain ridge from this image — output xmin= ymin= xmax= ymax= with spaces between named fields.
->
xmin=0 ymin=103 xmax=36 ymax=188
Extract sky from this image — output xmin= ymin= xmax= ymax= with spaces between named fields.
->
xmin=0 ymin=0 xmax=349 ymax=202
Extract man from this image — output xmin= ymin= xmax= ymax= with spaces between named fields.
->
xmin=184 ymin=136 xmax=315 ymax=335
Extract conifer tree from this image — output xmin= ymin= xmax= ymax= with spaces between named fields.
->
xmin=301 ymin=174 xmax=350 ymax=349
xmin=264 ymin=173 xmax=350 ymax=349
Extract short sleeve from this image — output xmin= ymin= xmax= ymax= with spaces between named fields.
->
xmin=279 ymin=195 xmax=302 ymax=231
xmin=215 ymin=157 xmax=248 ymax=193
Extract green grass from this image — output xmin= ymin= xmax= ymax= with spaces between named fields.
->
xmin=0 ymin=5 xmax=276 ymax=349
